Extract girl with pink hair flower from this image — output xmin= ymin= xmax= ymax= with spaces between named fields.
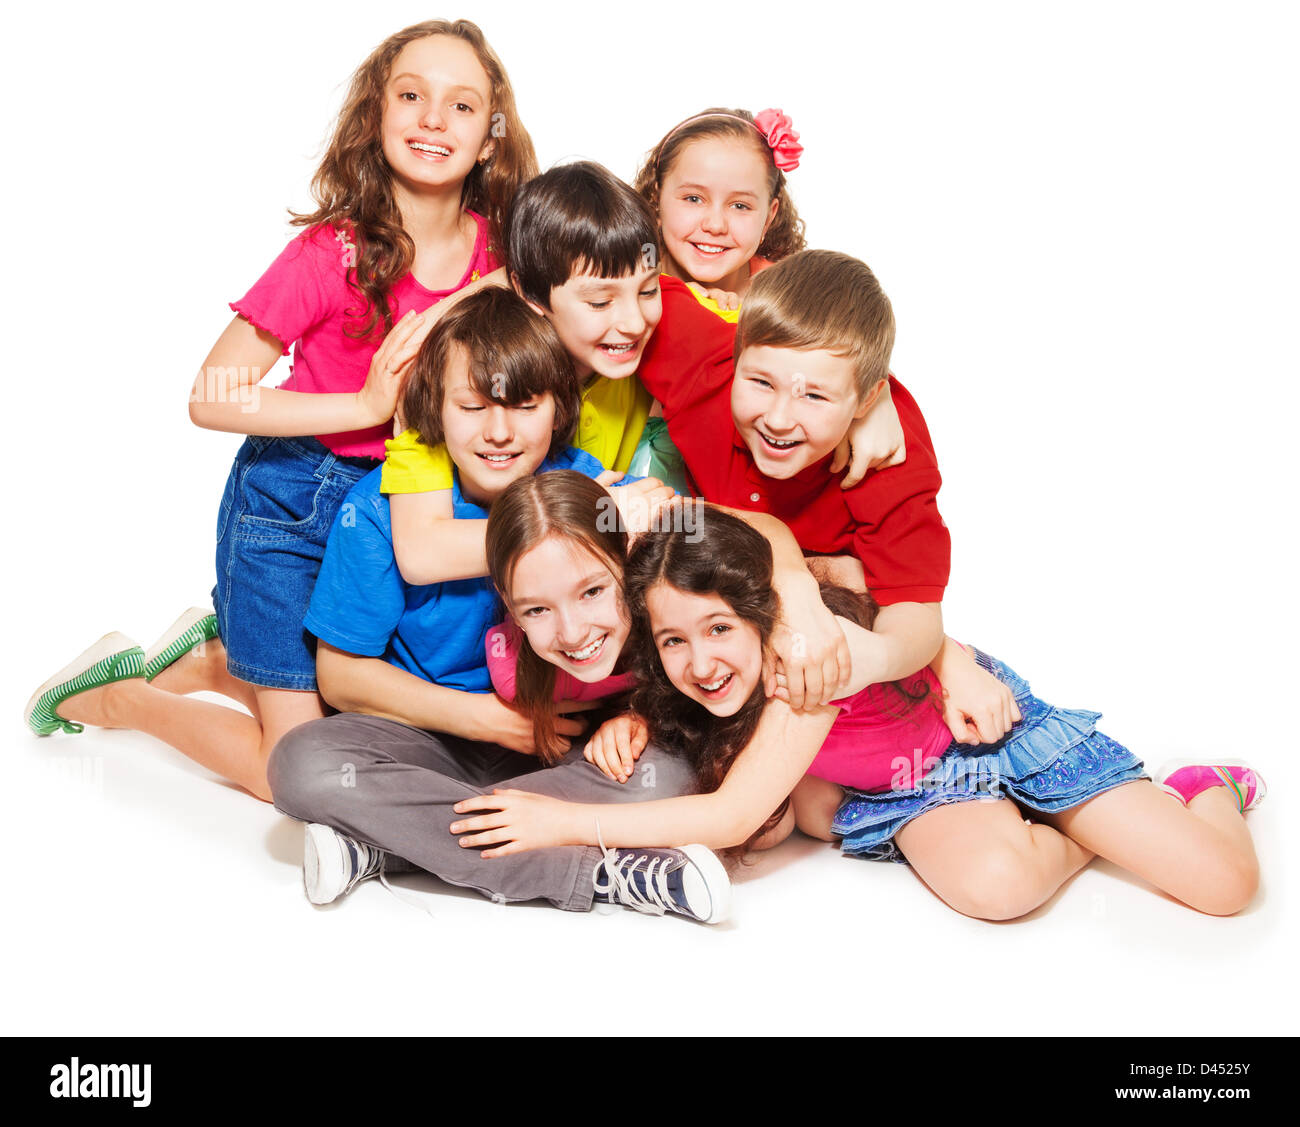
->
xmin=633 ymin=107 xmax=807 ymax=313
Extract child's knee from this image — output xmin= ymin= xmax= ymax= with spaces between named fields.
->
xmin=792 ymin=777 xmax=842 ymax=842
xmin=750 ymin=803 xmax=796 ymax=851
xmin=944 ymin=845 xmax=1046 ymax=921
xmin=1185 ymin=853 xmax=1260 ymax=916
xmin=265 ymin=719 xmax=350 ymax=817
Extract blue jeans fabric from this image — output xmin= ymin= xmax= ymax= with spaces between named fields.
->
xmin=212 ymin=436 xmax=379 ymax=690
xmin=831 ymin=647 xmax=1148 ymax=862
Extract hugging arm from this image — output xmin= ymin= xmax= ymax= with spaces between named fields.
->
xmin=452 ymin=697 xmax=840 ymax=854
xmin=389 ymin=491 xmax=491 ymax=585
xmin=190 ymin=309 xmax=430 ymax=436
xmin=315 ymin=641 xmax=580 ymax=757
xmin=450 ymin=608 xmax=923 ymax=855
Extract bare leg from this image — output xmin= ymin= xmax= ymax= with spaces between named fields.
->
xmin=792 ymin=775 xmax=845 ymax=841
xmin=749 ymin=801 xmax=797 ymax=851
xmin=56 ymin=681 xmax=321 ymax=802
xmin=1036 ymin=780 xmax=1259 ymax=916
xmin=148 ymin=637 xmax=260 ymax=717
xmin=894 ymin=798 xmax=1095 ymax=921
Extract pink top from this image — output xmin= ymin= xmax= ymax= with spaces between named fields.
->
xmin=808 ymin=668 xmax=952 ymax=792
xmin=486 ymin=620 xmax=637 ymax=703
xmin=230 ymin=213 xmax=499 ymax=459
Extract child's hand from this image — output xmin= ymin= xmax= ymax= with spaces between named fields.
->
xmin=935 ymin=660 xmax=1022 ymax=745
xmin=478 ymin=694 xmax=586 ymax=758
xmin=584 ymin=712 xmax=649 ymax=783
xmin=356 ymin=309 xmax=434 ymax=427
xmin=685 ymin=281 xmax=741 ymax=312
xmin=832 ymin=381 xmax=906 ymax=488
xmin=603 ymin=476 xmax=677 ymax=536
xmin=769 ymin=578 xmax=851 ymax=710
xmin=450 ymin=790 xmax=579 ymax=857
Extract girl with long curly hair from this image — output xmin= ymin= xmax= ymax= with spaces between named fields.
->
xmin=26 ymin=20 xmax=536 ymax=801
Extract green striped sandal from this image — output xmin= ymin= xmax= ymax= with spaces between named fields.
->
xmin=25 ymin=632 xmax=146 ymax=736
xmin=143 ymin=607 xmax=220 ymax=681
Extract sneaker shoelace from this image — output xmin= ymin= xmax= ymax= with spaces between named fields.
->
xmin=592 ymin=823 xmax=677 ymax=917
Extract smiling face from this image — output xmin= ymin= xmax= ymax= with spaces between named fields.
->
xmin=380 ymin=35 xmax=495 ymax=199
xmin=540 ymin=265 xmax=663 ymax=382
xmin=439 ymin=345 xmax=557 ymax=507
xmin=730 ymin=344 xmax=875 ymax=480
xmin=658 ymin=135 xmax=779 ymax=296
xmin=507 ymin=535 xmax=629 ymax=684
xmin=644 ymin=582 xmax=764 ymax=717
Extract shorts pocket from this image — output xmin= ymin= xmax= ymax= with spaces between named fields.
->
xmin=233 ymin=449 xmax=335 ymax=542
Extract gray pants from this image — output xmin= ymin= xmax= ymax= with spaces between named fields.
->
xmin=268 ymin=713 xmax=697 ymax=911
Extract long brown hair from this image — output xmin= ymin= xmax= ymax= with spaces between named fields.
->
xmin=633 ymin=107 xmax=807 ymax=269
xmin=292 ymin=19 xmax=538 ymax=339
xmin=624 ymin=507 xmax=930 ymax=857
xmin=485 ymin=471 xmax=629 ymax=764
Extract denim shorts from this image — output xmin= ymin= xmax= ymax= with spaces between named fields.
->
xmin=212 ymin=436 xmax=380 ymax=691
xmin=831 ymin=647 xmax=1148 ymax=863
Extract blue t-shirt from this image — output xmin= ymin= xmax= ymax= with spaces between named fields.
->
xmin=305 ymin=446 xmax=609 ymax=691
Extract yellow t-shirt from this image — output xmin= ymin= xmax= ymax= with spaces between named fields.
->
xmin=687 ymin=290 xmax=740 ymax=324
xmin=679 ymin=256 xmax=772 ymax=323
xmin=380 ymin=374 xmax=654 ymax=493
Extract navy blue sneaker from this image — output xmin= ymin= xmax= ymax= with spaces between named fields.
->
xmin=592 ymin=844 xmax=731 ymax=924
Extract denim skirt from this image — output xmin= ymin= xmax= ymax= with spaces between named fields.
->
xmin=212 ymin=436 xmax=379 ymax=691
xmin=831 ymin=647 xmax=1148 ymax=862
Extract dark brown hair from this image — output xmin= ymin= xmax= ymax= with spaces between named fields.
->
xmin=633 ymin=107 xmax=807 ymax=269
xmin=292 ymin=20 xmax=538 ymax=339
xmin=485 ymin=471 xmax=629 ymax=763
xmin=505 ymin=162 xmax=660 ymax=309
xmin=399 ymin=288 xmax=579 ymax=458
xmin=624 ymin=507 xmax=929 ymax=857
xmin=738 ymin=249 xmax=896 ymax=401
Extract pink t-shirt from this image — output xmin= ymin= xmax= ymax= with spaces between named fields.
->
xmin=230 ymin=213 xmax=499 ymax=459
xmin=485 ymin=620 xmax=636 ymax=703
xmin=807 ymin=668 xmax=952 ymax=793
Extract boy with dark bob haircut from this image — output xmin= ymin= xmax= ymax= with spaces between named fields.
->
xmin=269 ymin=287 xmax=729 ymax=922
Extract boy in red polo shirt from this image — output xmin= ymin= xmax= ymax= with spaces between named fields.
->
xmin=638 ymin=248 xmax=1013 ymax=739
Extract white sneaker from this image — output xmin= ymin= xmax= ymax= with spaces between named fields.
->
xmin=303 ymin=823 xmax=386 ymax=905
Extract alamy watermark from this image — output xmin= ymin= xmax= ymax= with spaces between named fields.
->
xmin=595 ymin=494 xmax=702 ymax=540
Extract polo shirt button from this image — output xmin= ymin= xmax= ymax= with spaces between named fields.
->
xmin=749 ymin=492 xmax=761 ymax=502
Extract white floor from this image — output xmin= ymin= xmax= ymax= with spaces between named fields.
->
xmin=4 ymin=1 xmax=1297 ymax=1038
xmin=4 ymin=696 xmax=1289 ymax=1037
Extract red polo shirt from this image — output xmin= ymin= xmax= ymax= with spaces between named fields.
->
xmin=638 ymin=275 xmax=950 ymax=606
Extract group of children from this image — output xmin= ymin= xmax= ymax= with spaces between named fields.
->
xmin=25 ymin=19 xmax=1265 ymax=925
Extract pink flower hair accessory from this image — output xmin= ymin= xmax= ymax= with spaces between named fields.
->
xmin=753 ymin=108 xmax=803 ymax=172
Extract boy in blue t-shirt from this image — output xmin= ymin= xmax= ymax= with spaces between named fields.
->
xmin=268 ymin=288 xmax=731 ymax=925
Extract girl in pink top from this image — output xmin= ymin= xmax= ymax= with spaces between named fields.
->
xmin=455 ymin=504 xmax=1266 ymax=921
xmin=29 ymin=20 xmax=536 ymax=802
xmin=483 ymin=471 xmax=642 ymax=774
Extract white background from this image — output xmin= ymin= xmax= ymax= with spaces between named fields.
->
xmin=2 ymin=0 xmax=1295 ymax=1037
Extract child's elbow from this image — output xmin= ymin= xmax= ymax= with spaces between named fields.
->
xmin=188 ymin=388 xmax=221 ymax=430
xmin=314 ymin=654 xmax=354 ymax=712
xmin=393 ymin=544 xmax=436 ymax=587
